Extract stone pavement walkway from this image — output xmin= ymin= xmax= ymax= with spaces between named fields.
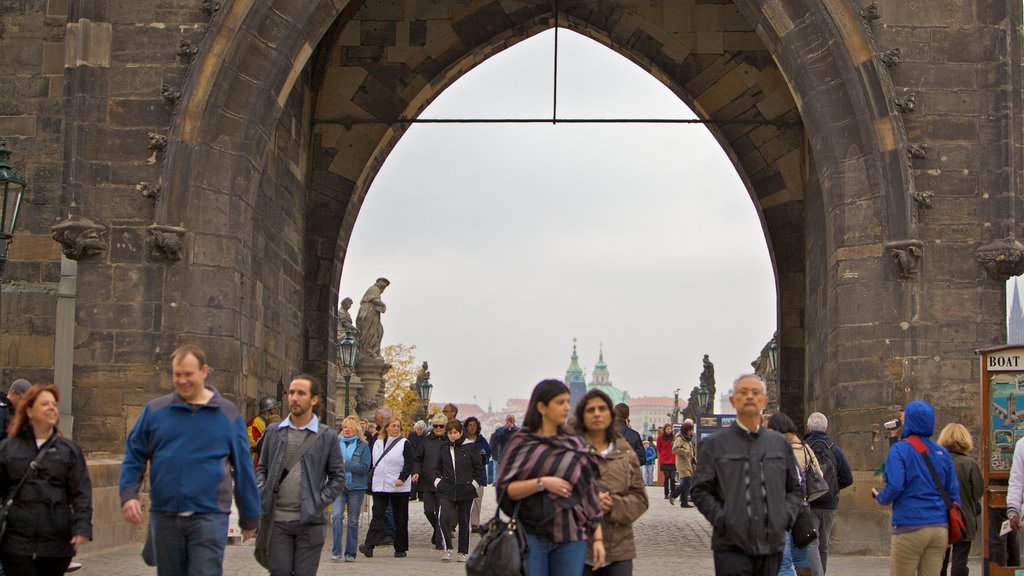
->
xmin=74 ymin=487 xmax=975 ymax=574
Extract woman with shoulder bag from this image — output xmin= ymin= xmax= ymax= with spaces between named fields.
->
xmin=873 ymin=401 xmax=960 ymax=576
xmin=434 ymin=420 xmax=485 ymax=562
xmin=655 ymin=424 xmax=676 ymax=500
xmin=330 ymin=416 xmax=372 ymax=562
xmin=496 ymin=379 xmax=606 ymax=576
xmin=767 ymin=412 xmax=823 ymax=576
xmin=360 ymin=418 xmax=413 ymax=559
xmin=575 ymin=389 xmax=648 ymax=576
xmin=0 ymin=384 xmax=92 ymax=576
xmin=937 ymin=423 xmax=983 ymax=576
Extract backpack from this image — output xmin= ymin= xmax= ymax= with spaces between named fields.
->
xmin=809 ymin=439 xmax=839 ymax=499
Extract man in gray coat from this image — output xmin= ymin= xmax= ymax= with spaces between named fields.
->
xmin=257 ymin=374 xmax=345 ymax=576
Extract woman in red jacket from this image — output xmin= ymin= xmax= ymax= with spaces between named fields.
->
xmin=655 ymin=423 xmax=677 ymax=500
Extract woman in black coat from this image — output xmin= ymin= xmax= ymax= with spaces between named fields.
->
xmin=0 ymin=384 xmax=92 ymax=575
xmin=433 ymin=419 xmax=485 ymax=562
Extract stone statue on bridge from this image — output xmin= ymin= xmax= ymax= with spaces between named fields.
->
xmin=337 ymin=296 xmax=357 ymax=339
xmin=356 ymin=278 xmax=390 ymax=360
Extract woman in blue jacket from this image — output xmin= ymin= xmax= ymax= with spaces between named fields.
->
xmin=331 ymin=416 xmax=373 ymax=562
xmin=873 ymin=401 xmax=960 ymax=576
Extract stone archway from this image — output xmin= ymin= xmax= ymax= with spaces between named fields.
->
xmin=16 ymin=0 xmax=1010 ymax=554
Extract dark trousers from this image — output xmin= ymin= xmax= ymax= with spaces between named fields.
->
xmin=268 ymin=521 xmax=324 ymax=576
xmin=0 ymin=554 xmax=71 ymax=576
xmin=990 ymin=508 xmax=1020 ymax=566
xmin=438 ymin=497 xmax=472 ymax=554
xmin=670 ymin=475 xmax=692 ymax=503
xmin=712 ymin=547 xmax=782 ymax=576
xmin=584 ymin=559 xmax=633 ymax=575
xmin=940 ymin=539 xmax=972 ymax=576
xmin=421 ymin=491 xmax=443 ymax=546
xmin=660 ymin=464 xmax=677 ymax=498
xmin=365 ymin=493 xmax=409 ymax=552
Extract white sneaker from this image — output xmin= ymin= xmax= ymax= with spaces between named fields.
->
xmin=442 ymin=550 xmax=452 ymax=562
xmin=457 ymin=553 xmax=467 ymax=562
xmin=65 ymin=562 xmax=83 ymax=573
xmin=330 ymin=554 xmax=342 ymax=562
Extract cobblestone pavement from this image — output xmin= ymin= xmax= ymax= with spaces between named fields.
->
xmin=75 ymin=487 xmax=975 ymax=574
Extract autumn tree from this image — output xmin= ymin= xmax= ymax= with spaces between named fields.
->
xmin=382 ymin=343 xmax=427 ymax=432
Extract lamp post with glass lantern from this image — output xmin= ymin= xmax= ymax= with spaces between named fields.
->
xmin=697 ymin=381 xmax=711 ymax=415
xmin=417 ymin=371 xmax=433 ymax=422
xmin=0 ymin=138 xmax=27 ymax=370
xmin=337 ymin=330 xmax=357 ymax=417
xmin=767 ymin=335 xmax=779 ymax=409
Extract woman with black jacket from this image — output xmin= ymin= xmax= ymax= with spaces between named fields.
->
xmin=433 ymin=420 xmax=485 ymax=562
xmin=0 ymin=384 xmax=92 ymax=575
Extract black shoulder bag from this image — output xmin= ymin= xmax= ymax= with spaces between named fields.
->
xmin=254 ymin=425 xmax=327 ymax=569
xmin=0 ymin=438 xmax=52 ymax=540
xmin=466 ymin=489 xmax=528 ymax=576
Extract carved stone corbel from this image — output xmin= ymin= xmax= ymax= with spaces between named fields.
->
xmin=861 ymin=2 xmax=880 ymax=23
xmin=879 ymin=48 xmax=901 ymax=67
xmin=148 ymin=133 xmax=167 ymax=151
xmin=895 ymin=93 xmax=916 ymax=113
xmin=177 ymin=39 xmax=199 ymax=62
xmin=50 ymin=214 xmax=108 ymax=260
xmin=201 ymin=0 xmax=221 ymax=17
xmin=975 ymin=234 xmax=1024 ymax=281
xmin=146 ymin=224 xmax=186 ymax=262
xmin=137 ymin=182 xmax=161 ymax=200
xmin=907 ymin=143 xmax=928 ymax=159
xmin=161 ymin=84 xmax=182 ymax=104
xmin=911 ymin=189 xmax=934 ymax=210
xmin=885 ymin=239 xmax=923 ymax=279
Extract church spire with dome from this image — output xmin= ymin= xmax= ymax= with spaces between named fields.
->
xmin=565 ymin=338 xmax=587 ymax=408
xmin=588 ymin=343 xmax=628 ymax=405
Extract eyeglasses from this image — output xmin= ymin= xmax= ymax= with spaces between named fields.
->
xmin=433 ymin=424 xmax=445 ymax=429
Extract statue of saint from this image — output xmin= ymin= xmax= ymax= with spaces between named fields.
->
xmin=356 ymin=278 xmax=390 ymax=360
xmin=338 ymin=297 xmax=357 ymax=339
xmin=700 ymin=354 xmax=715 ymax=389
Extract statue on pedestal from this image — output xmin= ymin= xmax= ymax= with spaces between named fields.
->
xmin=337 ymin=297 xmax=357 ymax=339
xmin=356 ymin=278 xmax=390 ymax=360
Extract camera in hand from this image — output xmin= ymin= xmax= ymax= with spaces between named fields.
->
xmin=883 ymin=419 xmax=901 ymax=430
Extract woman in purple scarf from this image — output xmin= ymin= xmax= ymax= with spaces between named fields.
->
xmin=496 ymin=379 xmax=606 ymax=576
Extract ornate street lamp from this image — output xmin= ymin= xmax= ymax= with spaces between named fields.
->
xmin=670 ymin=388 xmax=681 ymax=424
xmin=767 ymin=336 xmax=779 ymax=379
xmin=0 ymin=139 xmax=27 ymax=276
xmin=697 ymin=382 xmax=711 ymax=415
xmin=417 ymin=371 xmax=433 ymax=421
xmin=337 ymin=330 xmax=357 ymax=417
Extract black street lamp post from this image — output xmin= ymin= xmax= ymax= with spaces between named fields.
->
xmin=669 ymin=388 xmax=681 ymax=424
xmin=697 ymin=381 xmax=711 ymax=415
xmin=417 ymin=371 xmax=433 ymax=421
xmin=0 ymin=139 xmax=26 ymax=374
xmin=337 ymin=330 xmax=357 ymax=417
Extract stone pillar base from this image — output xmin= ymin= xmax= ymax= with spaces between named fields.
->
xmin=353 ymin=357 xmax=390 ymax=419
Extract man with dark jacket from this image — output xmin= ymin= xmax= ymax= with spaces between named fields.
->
xmin=804 ymin=412 xmax=854 ymax=573
xmin=411 ymin=414 xmax=449 ymax=549
xmin=614 ymin=403 xmax=646 ymax=466
xmin=256 ymin=374 xmax=345 ymax=575
xmin=692 ymin=374 xmax=803 ymax=575
xmin=489 ymin=414 xmax=518 ymax=469
xmin=0 ymin=379 xmax=28 ymax=441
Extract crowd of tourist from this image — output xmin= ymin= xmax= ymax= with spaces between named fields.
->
xmin=0 ymin=344 xmax=1004 ymax=576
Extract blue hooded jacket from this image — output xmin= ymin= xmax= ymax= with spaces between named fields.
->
xmin=875 ymin=401 xmax=960 ymax=528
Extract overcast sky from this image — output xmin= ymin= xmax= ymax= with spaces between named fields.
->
xmin=339 ymin=29 xmax=777 ymax=412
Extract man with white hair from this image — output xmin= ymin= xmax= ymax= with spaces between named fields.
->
xmin=803 ymin=411 xmax=854 ymax=574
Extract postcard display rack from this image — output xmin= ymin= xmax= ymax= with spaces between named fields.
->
xmin=980 ymin=345 xmax=1024 ymax=575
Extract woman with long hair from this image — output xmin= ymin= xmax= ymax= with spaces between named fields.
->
xmin=330 ymin=416 xmax=372 ymax=562
xmin=462 ymin=416 xmax=491 ymax=533
xmin=655 ymin=423 xmax=676 ymax=500
xmin=937 ymin=423 xmax=983 ymax=576
xmin=574 ymin=389 xmax=648 ymax=576
xmin=767 ymin=412 xmax=823 ymax=576
xmin=496 ymin=379 xmax=606 ymax=576
xmin=360 ymin=418 xmax=413 ymax=559
xmin=0 ymin=384 xmax=92 ymax=575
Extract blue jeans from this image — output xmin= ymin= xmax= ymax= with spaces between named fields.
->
xmin=642 ymin=464 xmax=653 ymax=486
xmin=331 ymin=490 xmax=365 ymax=557
xmin=778 ymin=530 xmax=810 ymax=576
xmin=526 ymin=533 xmax=587 ymax=576
xmin=150 ymin=512 xmax=229 ymax=576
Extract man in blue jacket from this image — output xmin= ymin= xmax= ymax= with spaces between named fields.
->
xmin=873 ymin=400 xmax=960 ymax=576
xmin=120 ymin=344 xmax=261 ymax=576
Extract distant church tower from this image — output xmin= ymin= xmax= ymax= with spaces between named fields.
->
xmin=565 ymin=338 xmax=587 ymax=409
xmin=592 ymin=343 xmax=611 ymax=386
xmin=1011 ymin=279 xmax=1024 ymax=344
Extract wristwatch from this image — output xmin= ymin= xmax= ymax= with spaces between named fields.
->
xmin=536 ymin=477 xmax=544 ymax=491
